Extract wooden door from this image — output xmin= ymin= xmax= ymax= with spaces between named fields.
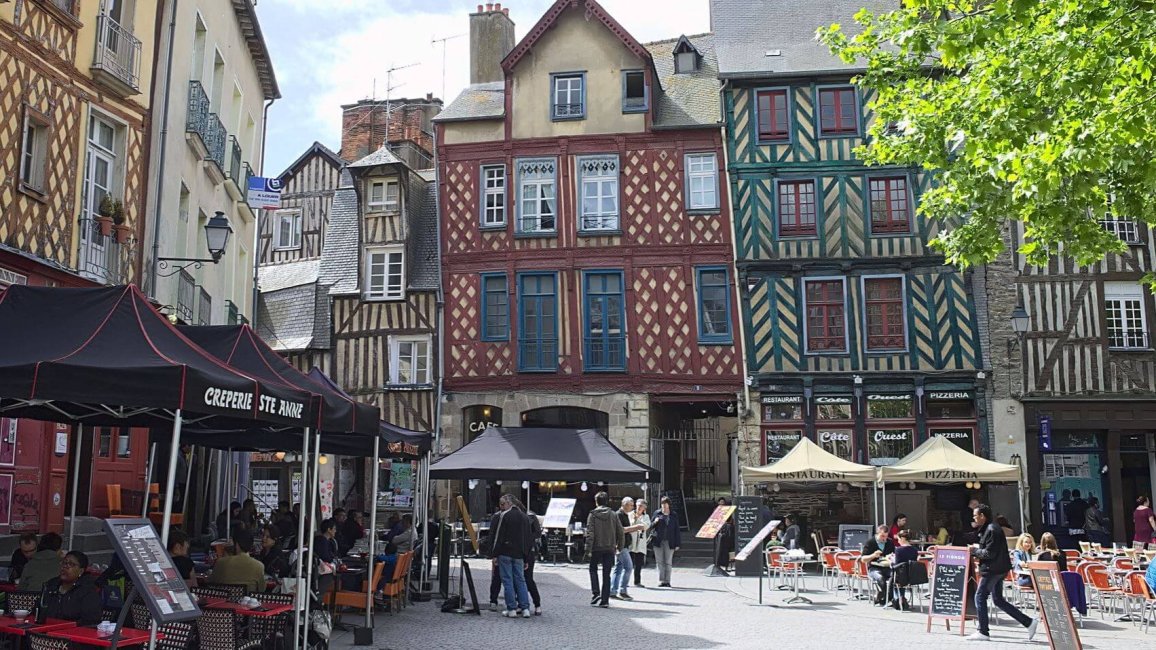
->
xmin=88 ymin=426 xmax=147 ymax=517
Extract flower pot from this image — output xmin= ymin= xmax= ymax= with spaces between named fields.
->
xmin=113 ymin=224 xmax=133 ymax=245
xmin=95 ymin=216 xmax=114 ymax=237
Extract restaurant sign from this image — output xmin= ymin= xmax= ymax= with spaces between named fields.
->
xmin=927 ymin=391 xmax=973 ymax=401
xmin=202 ymin=387 xmax=305 ymax=419
xmin=761 ymin=395 xmax=802 ymax=404
xmin=814 ymin=396 xmax=852 ymax=405
xmin=932 ymin=429 xmax=975 ymax=452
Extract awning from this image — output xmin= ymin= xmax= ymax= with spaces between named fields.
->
xmin=879 ymin=435 xmax=1021 ymax=483
xmin=743 ymin=436 xmax=878 ymax=483
xmin=429 ymin=427 xmax=658 ymax=482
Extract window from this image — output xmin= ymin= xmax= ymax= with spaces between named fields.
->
xmin=685 ymin=153 xmax=719 ymax=211
xmin=868 ymin=429 xmax=914 ymax=466
xmin=19 ymin=107 xmax=49 ymax=193
xmin=480 ymin=165 xmax=506 ymax=227
xmin=390 ymin=336 xmax=431 ymax=385
xmin=1101 ymin=219 xmax=1140 ymax=244
xmin=761 ymin=396 xmax=803 ymax=421
xmin=675 ymin=51 xmax=698 ymax=74
xmin=756 ymin=89 xmax=790 ymax=142
xmin=815 ymin=397 xmax=853 ymax=420
xmin=864 ymin=277 xmax=906 ymax=350
xmin=818 ymin=86 xmax=858 ymax=136
xmin=481 ymin=274 xmax=509 ymax=341
xmin=763 ymin=430 xmax=803 ymax=463
xmin=518 ymin=273 xmax=558 ymax=371
xmin=869 ymin=177 xmax=911 ymax=234
xmin=778 ymin=180 xmax=817 ymax=237
xmin=696 ymin=267 xmax=732 ymax=344
xmin=273 ymin=209 xmax=302 ymax=250
xmin=583 ymin=271 xmax=626 ymax=371
xmin=365 ymin=247 xmax=404 ymax=300
xmin=817 ymin=429 xmax=853 ymax=461
xmin=804 ymin=279 xmax=846 ymax=352
xmin=516 ymin=159 xmax=557 ymax=234
xmin=866 ymin=395 xmax=913 ymax=419
xmin=578 ymin=156 xmax=619 ymax=231
xmin=622 ymin=70 xmax=648 ymax=112
xmin=368 ymin=179 xmax=399 ymax=212
xmin=97 ymin=427 xmax=130 ymax=458
xmin=1105 ymin=282 xmax=1148 ymax=349
xmin=551 ymin=73 xmax=585 ymax=120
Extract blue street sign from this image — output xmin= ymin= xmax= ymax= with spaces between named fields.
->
xmin=1038 ymin=415 xmax=1052 ymax=451
xmin=246 ymin=176 xmax=282 ymax=209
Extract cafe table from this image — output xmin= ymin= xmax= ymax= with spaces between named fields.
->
xmin=0 ymin=616 xmax=76 ymax=636
xmin=202 ymin=600 xmax=294 ymax=618
xmin=780 ymin=554 xmax=817 ymax=605
xmin=45 ymin=626 xmax=160 ymax=648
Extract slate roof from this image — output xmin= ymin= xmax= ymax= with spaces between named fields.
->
xmin=348 ymin=145 xmax=405 ymax=169
xmin=319 ymin=176 xmax=361 ymax=296
xmin=255 ymin=283 xmax=318 ymax=352
xmin=646 ymin=33 xmax=721 ymax=128
xmin=431 ymin=82 xmax=505 ymax=123
xmin=711 ymin=0 xmax=895 ymax=78
xmin=408 ymin=177 xmax=439 ymax=291
xmin=257 ymin=259 xmax=320 ymax=293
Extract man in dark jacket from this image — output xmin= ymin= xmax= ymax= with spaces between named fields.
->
xmin=492 ymin=494 xmax=531 ymax=617
xmin=586 ymin=491 xmax=625 ymax=608
xmin=969 ymin=504 xmax=1038 ymax=642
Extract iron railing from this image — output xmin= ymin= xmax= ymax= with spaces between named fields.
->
xmin=243 ymin=162 xmax=255 ymax=201
xmin=204 ymin=114 xmax=227 ymax=170
xmin=227 ymin=136 xmax=243 ymax=184
xmin=518 ymin=339 xmax=558 ymax=372
xmin=76 ymin=218 xmax=125 ymax=285
xmin=197 ymin=287 xmax=212 ymax=326
xmin=226 ymin=300 xmax=240 ymax=325
xmin=176 ymin=271 xmax=196 ymax=323
xmin=92 ymin=12 xmax=141 ymax=92
xmin=584 ymin=335 xmax=626 ymax=371
xmin=186 ymin=81 xmax=210 ymax=141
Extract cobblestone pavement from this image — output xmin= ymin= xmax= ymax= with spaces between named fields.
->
xmin=329 ymin=563 xmax=1144 ymax=649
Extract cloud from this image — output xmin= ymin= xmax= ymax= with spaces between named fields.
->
xmin=261 ymin=0 xmax=711 ymax=173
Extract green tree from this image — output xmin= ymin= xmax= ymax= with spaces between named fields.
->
xmin=820 ymin=1 xmax=1156 ymax=269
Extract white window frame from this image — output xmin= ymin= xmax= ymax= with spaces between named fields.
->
xmin=367 ymin=178 xmax=400 ymax=212
xmin=676 ymin=51 xmax=697 ymax=74
xmin=389 ymin=335 xmax=432 ymax=385
xmin=578 ymin=155 xmax=619 ymax=232
xmin=273 ymin=208 xmax=302 ymax=250
xmin=19 ymin=106 xmax=49 ymax=193
xmin=1105 ymin=282 xmax=1149 ymax=350
xmin=516 ymin=158 xmax=557 ymax=234
xmin=685 ymin=153 xmax=719 ymax=211
xmin=364 ymin=245 xmax=404 ymax=300
xmin=481 ymin=164 xmax=506 ymax=227
xmin=1100 ymin=218 xmax=1140 ymax=245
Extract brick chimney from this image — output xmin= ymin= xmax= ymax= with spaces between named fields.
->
xmin=469 ymin=3 xmax=515 ymax=85
xmin=339 ymin=96 xmax=443 ymax=168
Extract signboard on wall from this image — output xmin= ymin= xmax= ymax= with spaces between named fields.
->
xmin=0 ymin=418 xmax=16 ymax=466
xmin=246 ymin=176 xmax=282 ymax=209
xmin=0 ymin=474 xmax=12 ymax=527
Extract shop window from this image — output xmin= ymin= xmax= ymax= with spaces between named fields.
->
xmin=927 ymin=400 xmax=975 ymax=420
xmin=521 ymin=406 xmax=609 ymax=437
xmin=815 ymin=397 xmax=853 ymax=420
xmin=868 ymin=428 xmax=914 ymax=465
xmin=463 ymin=405 xmax=503 ymax=441
xmin=930 ymin=428 xmax=975 ymax=453
xmin=866 ymin=395 xmax=913 ymax=419
xmin=817 ymin=429 xmax=853 ymax=461
xmin=763 ymin=429 xmax=803 ymax=463
xmin=762 ymin=397 xmax=803 ymax=422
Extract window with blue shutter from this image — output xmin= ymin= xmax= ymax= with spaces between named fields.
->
xmin=517 ymin=273 xmax=558 ymax=371
xmin=481 ymin=273 xmax=508 ymax=341
xmin=583 ymin=271 xmax=626 ymax=371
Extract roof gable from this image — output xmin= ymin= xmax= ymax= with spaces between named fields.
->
xmin=501 ymin=0 xmax=653 ymax=73
xmin=278 ymin=141 xmax=344 ymax=182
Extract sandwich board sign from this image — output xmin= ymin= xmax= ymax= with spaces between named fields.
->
xmin=103 ymin=519 xmax=201 ymax=623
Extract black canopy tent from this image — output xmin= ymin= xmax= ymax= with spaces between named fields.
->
xmin=429 ymin=427 xmax=660 ymax=482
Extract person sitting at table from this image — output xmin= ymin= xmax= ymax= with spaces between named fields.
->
xmin=209 ymin=534 xmax=265 ymax=593
xmin=890 ymin=529 xmax=919 ymax=609
xmin=780 ymin=514 xmax=802 ymax=551
xmin=239 ymin=499 xmax=259 ymax=529
xmin=313 ymin=518 xmax=339 ymax=566
xmin=342 ymin=511 xmax=366 ymax=552
xmin=1012 ymin=533 xmax=1036 ymax=587
xmin=888 ymin=514 xmax=907 ymax=544
xmin=257 ymin=526 xmax=290 ymax=579
xmin=392 ymin=515 xmax=416 ymax=554
xmin=381 ymin=514 xmax=402 ymax=542
xmin=996 ymin=514 xmax=1016 ymax=537
xmin=9 ymin=533 xmax=37 ymax=581
xmin=19 ymin=532 xmax=63 ymax=592
xmin=40 ymin=551 xmax=102 ymax=626
xmin=216 ymin=501 xmax=244 ymax=539
xmin=168 ymin=529 xmax=198 ymax=589
xmin=932 ymin=519 xmax=950 ymax=546
xmin=333 ymin=508 xmax=352 ymax=555
xmin=861 ymin=525 xmax=895 ymax=606
xmin=1036 ymin=532 xmax=1067 ymax=571
xmin=372 ymin=541 xmax=400 ymax=605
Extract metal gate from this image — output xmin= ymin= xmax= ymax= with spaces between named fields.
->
xmin=650 ymin=418 xmax=727 ymax=501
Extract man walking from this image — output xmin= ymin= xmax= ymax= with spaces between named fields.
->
xmin=492 ymin=494 xmax=532 ymax=618
xmin=611 ymin=497 xmax=643 ymax=601
xmin=969 ymin=504 xmax=1038 ymax=642
xmin=586 ymin=491 xmax=624 ymax=608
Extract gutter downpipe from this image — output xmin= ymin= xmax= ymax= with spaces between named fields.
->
xmin=147 ymin=0 xmax=180 ymax=298
xmin=424 ymin=123 xmax=446 ymax=595
xmin=253 ymin=98 xmax=277 ymax=318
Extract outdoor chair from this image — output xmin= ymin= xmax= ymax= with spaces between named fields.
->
xmin=324 ymin=555 xmax=388 ymax=624
xmin=7 ymin=591 xmax=39 ymax=612
xmin=1063 ymin=549 xmax=1081 ymax=564
xmin=130 ymin=601 xmax=195 ymax=650
xmin=1112 ymin=557 xmax=1135 ymax=572
xmin=834 ymin=552 xmax=867 ymax=600
xmin=1061 ymin=571 xmax=1087 ymax=628
xmin=1124 ymin=571 xmax=1156 ymax=632
xmin=213 ymin=583 xmax=250 ymax=601
xmin=380 ymin=551 xmax=415 ymax=615
xmin=1087 ymin=565 xmax=1124 ymax=619
xmin=819 ymin=546 xmax=840 ymax=589
xmin=105 ymin=484 xmax=139 ymax=518
xmin=764 ymin=548 xmax=786 ymax=589
xmin=892 ymin=560 xmax=929 ymax=611
xmin=25 ymin=634 xmax=68 ymax=650
xmin=192 ymin=586 xmax=233 ymax=602
xmin=196 ymin=608 xmax=261 ymax=650
xmin=245 ymin=591 xmax=294 ymax=649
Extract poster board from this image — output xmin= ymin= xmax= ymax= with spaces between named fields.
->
xmin=1028 ymin=562 xmax=1081 ymax=650
xmin=734 ymin=520 xmax=780 ymax=562
xmin=455 ymin=495 xmax=479 ymax=553
xmin=733 ymin=496 xmax=763 ymax=576
xmin=837 ymin=524 xmax=873 ymax=553
xmin=103 ymin=519 xmax=201 ymax=623
xmin=926 ymin=545 xmax=972 ymax=635
xmin=661 ymin=490 xmax=689 ymax=529
xmin=695 ymin=505 xmax=736 ymax=539
xmin=542 ymin=498 xmax=577 ymax=529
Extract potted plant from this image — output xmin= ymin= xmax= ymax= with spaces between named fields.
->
xmin=95 ymin=195 xmax=115 ymax=237
xmin=110 ymin=199 xmax=132 ymax=244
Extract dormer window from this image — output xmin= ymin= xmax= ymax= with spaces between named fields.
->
xmin=673 ymin=36 xmax=701 ymax=74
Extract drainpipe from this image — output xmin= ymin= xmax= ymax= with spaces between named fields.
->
xmin=253 ymin=98 xmax=276 ymax=318
xmin=147 ymin=0 xmax=180 ymax=298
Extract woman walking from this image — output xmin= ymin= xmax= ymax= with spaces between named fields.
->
xmin=650 ymin=496 xmax=681 ymax=587
xmin=629 ymin=499 xmax=651 ymax=587
xmin=1134 ymin=496 xmax=1155 ymax=545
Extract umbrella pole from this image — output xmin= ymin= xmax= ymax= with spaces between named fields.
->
xmin=68 ymin=424 xmax=83 ymax=550
xmin=226 ymin=447 xmax=233 ymax=543
xmin=366 ymin=436 xmax=380 ymax=628
xmin=1018 ymin=480 xmax=1027 ymax=535
xmin=180 ymin=446 xmax=195 ymax=525
xmin=419 ymin=452 xmax=431 ymax=594
xmin=303 ymin=432 xmax=321 ymax=648
xmin=142 ymin=442 xmax=157 ymax=517
xmin=881 ymin=481 xmax=887 ymax=529
xmin=160 ymin=411 xmax=183 ymax=545
xmin=293 ymin=430 xmax=310 ymax=650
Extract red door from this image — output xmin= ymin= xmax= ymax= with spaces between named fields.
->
xmin=88 ymin=427 xmax=147 ymax=518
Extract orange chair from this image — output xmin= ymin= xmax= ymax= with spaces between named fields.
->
xmin=1064 ymin=549 xmax=1081 ymax=564
xmin=833 ymin=552 xmax=860 ymax=597
xmin=765 ymin=547 xmax=786 ymax=587
xmin=380 ymin=551 xmax=414 ymax=614
xmin=819 ymin=546 xmax=840 ymax=589
xmin=105 ymin=484 xmax=137 ymax=519
xmin=324 ymin=559 xmax=388 ymax=626
xmin=1125 ymin=571 xmax=1155 ymax=632
xmin=145 ymin=483 xmax=183 ymax=528
xmin=1087 ymin=565 xmax=1124 ymax=619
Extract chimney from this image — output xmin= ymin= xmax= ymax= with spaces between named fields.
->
xmin=469 ymin=3 xmax=515 ymax=85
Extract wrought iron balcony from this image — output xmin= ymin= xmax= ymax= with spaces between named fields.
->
xmin=176 ymin=271 xmax=196 ymax=323
xmin=204 ymin=113 xmax=227 ymax=171
xmin=584 ymin=335 xmax=626 ymax=371
xmin=186 ymin=81 xmax=211 ymax=148
xmin=227 ymin=136 xmax=243 ymax=184
xmin=197 ymin=287 xmax=212 ymax=326
xmin=226 ymin=300 xmax=240 ymax=325
xmin=518 ymin=339 xmax=559 ymax=372
xmin=91 ymin=12 xmax=142 ymax=95
xmin=76 ymin=218 xmax=126 ymax=285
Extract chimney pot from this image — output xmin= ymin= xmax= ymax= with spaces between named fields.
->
xmin=486 ymin=2 xmax=493 ymax=11
xmin=477 ymin=4 xmax=483 ymax=12
xmin=494 ymin=2 xmax=502 ymax=10
xmin=503 ymin=7 xmax=509 ymax=14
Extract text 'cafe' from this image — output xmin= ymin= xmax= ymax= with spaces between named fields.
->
xmin=759 ymin=386 xmax=982 ymax=466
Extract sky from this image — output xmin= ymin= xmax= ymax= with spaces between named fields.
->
xmin=258 ymin=0 xmax=712 ymax=176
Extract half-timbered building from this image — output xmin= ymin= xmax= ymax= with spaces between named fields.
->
xmin=436 ymin=1 xmax=743 ymax=514
xmin=714 ymin=0 xmax=985 ymax=530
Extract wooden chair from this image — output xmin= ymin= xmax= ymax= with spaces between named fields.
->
xmin=146 ymin=483 xmax=184 ymax=528
xmin=195 ymin=608 xmax=260 ymax=650
xmin=106 ymin=484 xmax=135 ymax=518
xmin=324 ymin=557 xmax=388 ymax=623
xmin=380 ymin=551 xmax=415 ymax=614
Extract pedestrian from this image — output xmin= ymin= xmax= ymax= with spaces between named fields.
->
xmin=512 ymin=497 xmax=543 ymax=615
xmin=586 ymin=491 xmax=624 ymax=608
xmin=1084 ymin=496 xmax=1110 ymax=546
xmin=650 ymin=495 xmax=681 ymax=588
xmin=714 ymin=497 xmax=735 ymax=573
xmin=1134 ymin=496 xmax=1155 ymax=545
xmin=491 ymin=494 xmax=532 ymax=618
xmin=781 ymin=514 xmax=802 ymax=550
xmin=630 ymin=499 xmax=651 ymax=587
xmin=610 ymin=497 xmax=643 ymax=601
xmin=968 ymin=503 xmax=1039 ymax=642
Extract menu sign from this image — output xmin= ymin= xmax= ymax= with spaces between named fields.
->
xmin=1028 ymin=562 xmax=1082 ymax=650
xmin=838 ymin=524 xmax=873 ymax=553
xmin=734 ymin=520 xmax=780 ymax=562
xmin=695 ymin=505 xmax=736 ymax=539
xmin=927 ymin=545 xmax=972 ymax=635
xmin=103 ymin=519 xmax=201 ymax=623
xmin=542 ymin=497 xmax=577 ymax=529
xmin=733 ymin=496 xmax=763 ymax=576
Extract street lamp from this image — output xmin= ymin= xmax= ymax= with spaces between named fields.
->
xmin=1010 ymin=304 xmax=1030 ymax=334
xmin=156 ymin=211 xmax=234 ymax=276
xmin=1008 ymin=302 xmax=1030 ymax=396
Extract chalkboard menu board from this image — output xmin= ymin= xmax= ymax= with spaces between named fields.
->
xmin=733 ymin=496 xmax=763 ymax=576
xmin=543 ymin=529 xmax=567 ymax=560
xmin=103 ymin=519 xmax=201 ymax=623
xmin=927 ymin=545 xmax=972 ymax=635
xmin=837 ymin=524 xmax=873 ymax=553
xmin=661 ymin=490 xmax=689 ymax=530
xmin=1028 ymin=563 xmax=1082 ymax=650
